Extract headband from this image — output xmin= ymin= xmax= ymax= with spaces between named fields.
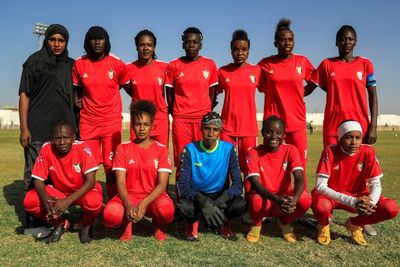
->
xmin=338 ymin=121 xmax=362 ymax=140
xmin=201 ymin=112 xmax=222 ymax=129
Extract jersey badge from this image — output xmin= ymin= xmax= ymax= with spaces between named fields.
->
xmin=249 ymin=75 xmax=256 ymax=84
xmin=179 ymin=72 xmax=185 ymax=78
xmin=333 ymin=165 xmax=339 ymax=171
xmin=225 ymin=78 xmax=230 ymax=83
xmin=83 ymin=147 xmax=92 ymax=157
xmin=194 ymin=162 xmax=202 ymax=167
xmin=108 ymin=69 xmax=114 ymax=79
xmin=203 ymin=70 xmax=209 ymax=79
xmin=357 ymin=162 xmax=364 ymax=171
xmin=296 ymin=66 xmax=302 ymax=75
xmin=83 ymin=73 xmax=89 ymax=79
xmin=357 ymin=71 xmax=363 ymax=81
xmin=154 ymin=159 xmax=159 ymax=169
xmin=128 ymin=159 xmax=135 ymax=165
xmin=157 ymin=77 xmax=163 ymax=86
xmin=73 ymin=163 xmax=81 ymax=173
xmin=283 ymin=161 xmax=288 ymax=171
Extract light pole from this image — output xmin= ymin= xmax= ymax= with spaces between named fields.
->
xmin=33 ymin=22 xmax=49 ymax=50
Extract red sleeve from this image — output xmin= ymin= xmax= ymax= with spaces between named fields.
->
xmin=303 ymin=57 xmax=315 ymax=82
xmin=72 ymin=60 xmax=81 ymax=86
xmin=165 ymin=62 xmax=175 ymax=88
xmin=31 ymin=146 xmax=50 ymax=181
xmin=79 ymin=144 xmax=99 ymax=174
xmin=216 ymin=68 xmax=224 ymax=95
xmin=316 ymin=148 xmax=332 ymax=177
xmin=208 ymin=60 xmax=218 ymax=87
xmin=288 ymin=146 xmax=303 ymax=171
xmin=112 ymin=144 xmax=127 ymax=171
xmin=157 ymin=146 xmax=172 ymax=172
xmin=366 ymin=147 xmax=383 ymax=179
xmin=117 ymin=60 xmax=130 ymax=86
xmin=257 ymin=60 xmax=267 ymax=93
xmin=365 ymin=58 xmax=375 ymax=76
xmin=311 ymin=60 xmax=327 ymax=88
xmin=245 ymin=147 xmax=260 ymax=178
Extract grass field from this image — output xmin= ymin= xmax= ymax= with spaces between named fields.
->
xmin=0 ymin=129 xmax=399 ymax=266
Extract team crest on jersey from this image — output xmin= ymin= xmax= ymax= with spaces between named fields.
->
xmin=296 ymin=66 xmax=302 ymax=75
xmin=203 ymin=70 xmax=209 ymax=79
xmin=283 ymin=161 xmax=288 ymax=171
xmin=249 ymin=75 xmax=256 ymax=84
xmin=357 ymin=162 xmax=364 ymax=171
xmin=157 ymin=77 xmax=163 ymax=86
xmin=154 ymin=159 xmax=159 ymax=169
xmin=73 ymin=163 xmax=81 ymax=173
xmin=108 ymin=70 xmax=114 ymax=79
xmin=83 ymin=147 xmax=92 ymax=157
xmin=225 ymin=78 xmax=231 ymax=83
xmin=357 ymin=71 xmax=363 ymax=81
xmin=108 ymin=152 xmax=114 ymax=161
xmin=83 ymin=73 xmax=89 ymax=79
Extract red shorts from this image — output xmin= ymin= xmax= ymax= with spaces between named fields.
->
xmin=80 ymin=121 xmax=122 ymax=172
xmin=220 ymin=133 xmax=256 ymax=173
xmin=172 ymin=119 xmax=202 ymax=167
xmin=285 ymin=129 xmax=308 ymax=190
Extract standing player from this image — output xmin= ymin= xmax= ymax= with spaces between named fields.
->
xmin=102 ymin=100 xmax=174 ymax=241
xmin=126 ymin=30 xmax=169 ymax=147
xmin=73 ymin=26 xmax=130 ymax=199
xmin=305 ymin=25 xmax=378 ymax=148
xmin=216 ymin=29 xmax=260 ymax=172
xmin=258 ymin=19 xmax=314 ymax=189
xmin=312 ymin=120 xmax=398 ymax=245
xmin=245 ymin=116 xmax=311 ymax=243
xmin=23 ymin=121 xmax=103 ymax=244
xmin=165 ymin=27 xmax=218 ymax=168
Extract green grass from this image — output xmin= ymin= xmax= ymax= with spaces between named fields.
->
xmin=1 ymin=130 xmax=399 ymax=266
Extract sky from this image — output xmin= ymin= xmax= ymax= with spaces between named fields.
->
xmin=1 ymin=0 xmax=399 ymax=114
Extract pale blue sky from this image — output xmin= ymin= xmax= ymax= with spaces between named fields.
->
xmin=1 ymin=0 xmax=399 ymax=114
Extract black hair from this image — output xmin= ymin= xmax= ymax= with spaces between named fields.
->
xmin=134 ymin=29 xmax=157 ymax=59
xmin=51 ymin=120 xmax=76 ymax=137
xmin=274 ymin=18 xmax=293 ymax=41
xmin=336 ymin=25 xmax=357 ymax=43
xmin=230 ymin=29 xmax=250 ymax=49
xmin=262 ymin=115 xmax=286 ymax=132
xmin=84 ymin=26 xmax=111 ymax=56
xmin=181 ymin=27 xmax=203 ymax=41
xmin=130 ymin=100 xmax=156 ymax=123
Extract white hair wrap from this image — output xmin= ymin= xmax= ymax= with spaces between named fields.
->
xmin=338 ymin=121 xmax=362 ymax=140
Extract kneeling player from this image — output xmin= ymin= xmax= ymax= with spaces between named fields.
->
xmin=102 ymin=100 xmax=174 ymax=241
xmin=23 ymin=121 xmax=103 ymax=244
xmin=245 ymin=116 xmax=311 ymax=243
xmin=312 ymin=120 xmax=399 ymax=245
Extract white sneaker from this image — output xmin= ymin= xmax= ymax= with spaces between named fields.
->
xmin=363 ymin=224 xmax=377 ymax=236
xmin=24 ymin=227 xmax=51 ymax=238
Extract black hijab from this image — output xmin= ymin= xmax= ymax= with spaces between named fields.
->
xmin=24 ymin=24 xmax=74 ymax=107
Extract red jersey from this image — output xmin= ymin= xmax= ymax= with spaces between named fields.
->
xmin=72 ymin=54 xmax=130 ymax=126
xmin=165 ymin=56 xmax=218 ymax=121
xmin=258 ymin=54 xmax=314 ymax=132
xmin=246 ymin=144 xmax=303 ymax=194
xmin=126 ymin=60 xmax=168 ymax=135
xmin=32 ymin=141 xmax=99 ymax=194
xmin=112 ymin=141 xmax=172 ymax=196
xmin=311 ymin=57 xmax=376 ymax=136
xmin=316 ymin=144 xmax=382 ymax=194
xmin=217 ymin=63 xmax=260 ymax=136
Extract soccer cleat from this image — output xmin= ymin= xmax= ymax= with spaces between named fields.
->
xmin=246 ymin=226 xmax=261 ymax=243
xmin=153 ymin=221 xmax=167 ymax=241
xmin=317 ymin=224 xmax=331 ymax=245
xmin=79 ymin=224 xmax=93 ymax=244
xmin=120 ymin=221 xmax=132 ymax=241
xmin=185 ymin=221 xmax=199 ymax=241
xmin=220 ymin=222 xmax=236 ymax=240
xmin=346 ymin=218 xmax=367 ymax=246
xmin=278 ymin=221 xmax=296 ymax=243
xmin=363 ymin=224 xmax=377 ymax=236
xmin=44 ymin=221 xmax=68 ymax=244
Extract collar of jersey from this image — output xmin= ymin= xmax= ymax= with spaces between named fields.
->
xmin=200 ymin=140 xmax=219 ymax=153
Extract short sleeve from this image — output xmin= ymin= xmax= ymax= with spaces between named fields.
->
xmin=117 ymin=60 xmax=130 ymax=86
xmin=164 ymin=62 xmax=175 ymax=88
xmin=157 ymin=146 xmax=172 ymax=173
xmin=31 ymin=147 xmax=49 ymax=181
xmin=303 ymin=57 xmax=315 ymax=82
xmin=208 ymin=60 xmax=218 ymax=87
xmin=216 ymin=68 xmax=224 ymax=95
xmin=245 ymin=148 xmax=260 ymax=179
xmin=72 ymin=61 xmax=81 ymax=86
xmin=79 ymin=144 xmax=99 ymax=174
xmin=18 ymin=62 xmax=33 ymax=95
xmin=315 ymin=148 xmax=332 ymax=178
xmin=288 ymin=146 xmax=303 ymax=171
xmin=311 ymin=60 xmax=327 ymax=89
xmin=112 ymin=144 xmax=127 ymax=172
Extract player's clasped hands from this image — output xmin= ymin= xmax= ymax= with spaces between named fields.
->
xmin=279 ymin=195 xmax=297 ymax=214
xmin=355 ymin=196 xmax=376 ymax=216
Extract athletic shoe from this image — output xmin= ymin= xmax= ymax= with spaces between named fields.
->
xmin=246 ymin=226 xmax=261 ymax=243
xmin=317 ymin=224 xmax=331 ymax=245
xmin=185 ymin=221 xmax=199 ymax=241
xmin=79 ymin=224 xmax=93 ymax=244
xmin=345 ymin=218 xmax=367 ymax=246
xmin=363 ymin=224 xmax=377 ymax=236
xmin=278 ymin=221 xmax=296 ymax=243
xmin=44 ymin=221 xmax=68 ymax=244
xmin=153 ymin=222 xmax=167 ymax=241
xmin=23 ymin=227 xmax=51 ymax=238
xmin=120 ymin=221 xmax=132 ymax=241
xmin=220 ymin=222 xmax=236 ymax=240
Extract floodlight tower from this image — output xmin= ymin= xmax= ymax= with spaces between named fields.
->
xmin=33 ymin=22 xmax=49 ymax=50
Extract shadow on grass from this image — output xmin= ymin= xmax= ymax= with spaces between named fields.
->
xmin=3 ymin=179 xmax=25 ymax=234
